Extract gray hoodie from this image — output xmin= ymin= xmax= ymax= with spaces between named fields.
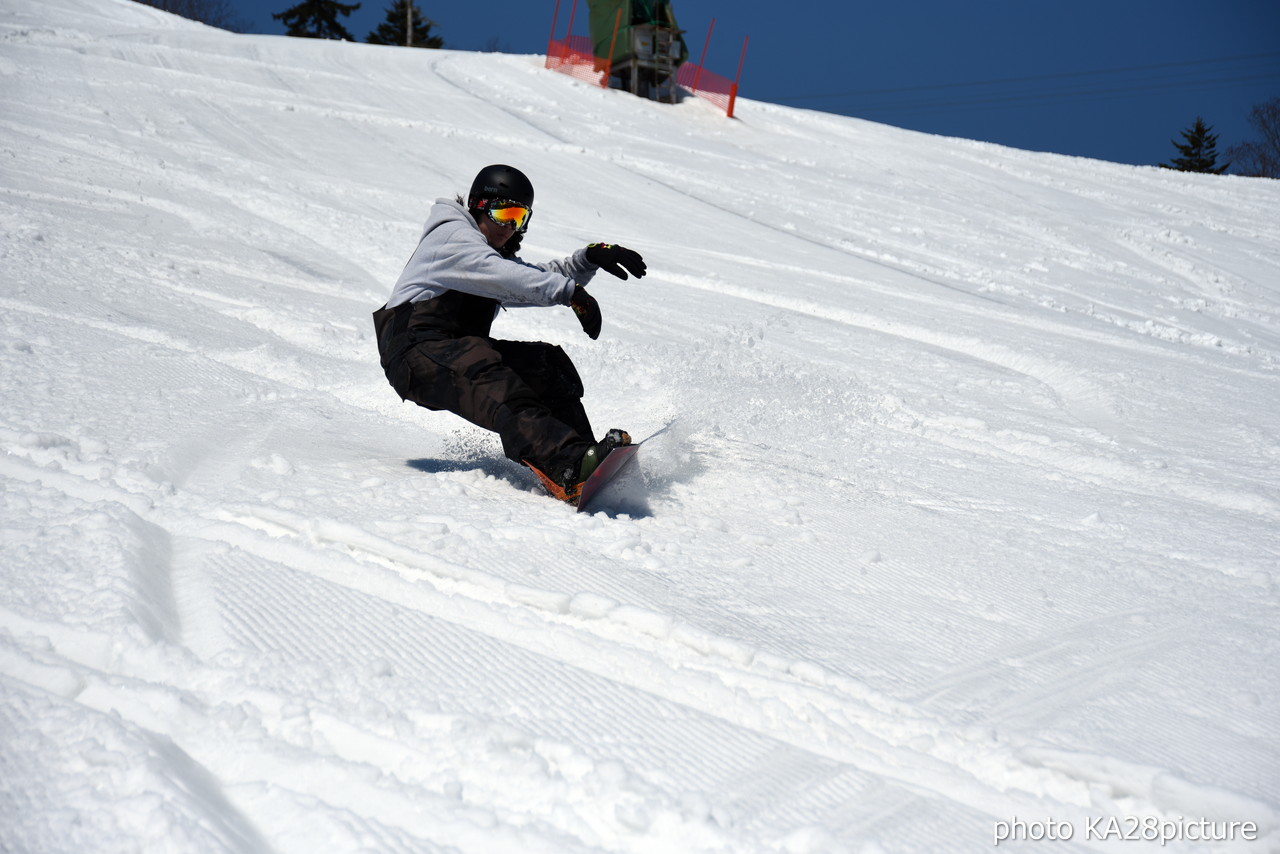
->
xmin=387 ymin=198 xmax=598 ymax=310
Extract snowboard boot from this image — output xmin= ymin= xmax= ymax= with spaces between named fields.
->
xmin=528 ymin=429 xmax=632 ymax=506
xmin=571 ymin=429 xmax=631 ymax=488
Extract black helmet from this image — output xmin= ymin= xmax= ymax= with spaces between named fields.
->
xmin=468 ymin=164 xmax=534 ymax=208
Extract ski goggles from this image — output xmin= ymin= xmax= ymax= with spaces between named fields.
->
xmin=478 ymin=199 xmax=532 ymax=232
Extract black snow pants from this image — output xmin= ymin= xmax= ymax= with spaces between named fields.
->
xmin=373 ymin=299 xmax=594 ymax=478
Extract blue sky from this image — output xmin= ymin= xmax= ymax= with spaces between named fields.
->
xmin=227 ymin=1 xmax=1279 ymax=168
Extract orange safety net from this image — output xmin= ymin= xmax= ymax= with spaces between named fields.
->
xmin=545 ymin=26 xmax=742 ymax=118
xmin=545 ymin=35 xmax=609 ymax=88
xmin=677 ymin=62 xmax=739 ymax=118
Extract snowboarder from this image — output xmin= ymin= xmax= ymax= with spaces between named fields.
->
xmin=372 ymin=164 xmax=647 ymax=504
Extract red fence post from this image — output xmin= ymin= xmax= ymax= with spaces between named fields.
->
xmin=727 ymin=35 xmax=748 ymax=118
xmin=693 ymin=17 xmax=715 ymax=94
xmin=564 ymin=0 xmax=579 ymax=47
xmin=547 ymin=0 xmax=563 ymax=65
xmin=603 ymin=7 xmax=622 ymax=88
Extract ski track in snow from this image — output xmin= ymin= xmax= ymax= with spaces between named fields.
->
xmin=2 ymin=1 xmax=1280 ymax=852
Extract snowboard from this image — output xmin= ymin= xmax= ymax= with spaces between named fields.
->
xmin=525 ymin=438 xmax=643 ymax=511
xmin=527 ymin=424 xmax=668 ymax=511
xmin=575 ymin=442 xmax=640 ymax=512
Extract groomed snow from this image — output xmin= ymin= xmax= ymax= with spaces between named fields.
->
xmin=2 ymin=0 xmax=1278 ymax=851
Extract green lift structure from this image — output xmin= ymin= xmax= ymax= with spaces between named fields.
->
xmin=586 ymin=0 xmax=689 ymax=103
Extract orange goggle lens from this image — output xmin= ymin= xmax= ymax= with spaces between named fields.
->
xmin=486 ymin=202 xmax=531 ymax=231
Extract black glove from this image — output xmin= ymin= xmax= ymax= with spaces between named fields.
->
xmin=585 ymin=243 xmax=646 ymax=280
xmin=570 ymin=285 xmax=601 ymax=340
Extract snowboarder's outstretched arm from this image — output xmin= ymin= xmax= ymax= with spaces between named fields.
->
xmin=542 ymin=244 xmax=645 ymax=339
xmin=567 ymin=244 xmax=644 ymax=338
xmin=584 ymin=243 xmax=646 ymax=280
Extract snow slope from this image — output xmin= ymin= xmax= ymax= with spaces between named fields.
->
xmin=3 ymin=0 xmax=1279 ymax=851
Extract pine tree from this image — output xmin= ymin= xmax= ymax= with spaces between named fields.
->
xmin=1160 ymin=117 xmax=1229 ymax=174
xmin=366 ymin=0 xmax=443 ymax=47
xmin=272 ymin=0 xmax=362 ymax=41
xmin=1225 ymin=97 xmax=1280 ymax=179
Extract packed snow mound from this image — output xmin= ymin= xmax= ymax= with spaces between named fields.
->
xmin=2 ymin=0 xmax=1279 ymax=851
